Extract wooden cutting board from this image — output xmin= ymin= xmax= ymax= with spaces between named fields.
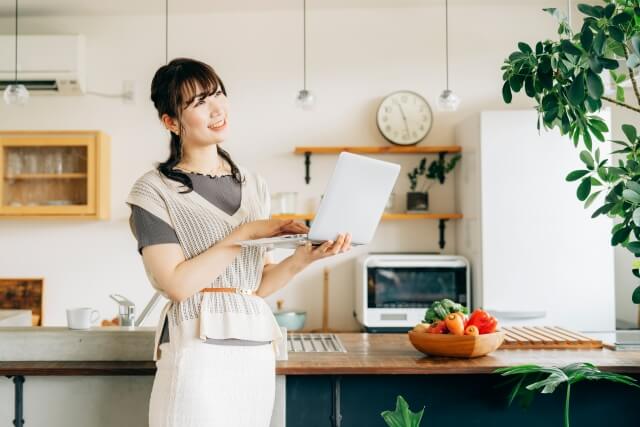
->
xmin=499 ymin=326 xmax=603 ymax=349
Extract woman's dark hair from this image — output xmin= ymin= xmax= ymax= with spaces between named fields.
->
xmin=150 ymin=57 xmax=243 ymax=193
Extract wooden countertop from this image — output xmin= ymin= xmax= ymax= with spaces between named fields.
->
xmin=1 ymin=333 xmax=639 ymax=376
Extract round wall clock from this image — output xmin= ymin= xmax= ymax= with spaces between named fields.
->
xmin=376 ymin=90 xmax=433 ymax=146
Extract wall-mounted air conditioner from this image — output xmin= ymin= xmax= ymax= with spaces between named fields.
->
xmin=0 ymin=34 xmax=85 ymax=95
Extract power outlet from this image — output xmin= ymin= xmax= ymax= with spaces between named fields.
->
xmin=122 ymin=80 xmax=136 ymax=104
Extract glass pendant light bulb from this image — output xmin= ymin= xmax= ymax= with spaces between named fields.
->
xmin=4 ymin=84 xmax=29 ymax=105
xmin=437 ymin=89 xmax=460 ymax=112
xmin=296 ymin=89 xmax=315 ymax=110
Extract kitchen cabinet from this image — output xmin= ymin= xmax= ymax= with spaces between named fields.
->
xmin=454 ymin=111 xmax=615 ymax=330
xmin=0 ymin=131 xmax=110 ymax=219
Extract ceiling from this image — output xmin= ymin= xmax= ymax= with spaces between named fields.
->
xmin=0 ymin=0 xmax=586 ymax=17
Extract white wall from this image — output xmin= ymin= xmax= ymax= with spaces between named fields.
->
xmin=4 ymin=1 xmax=631 ymax=334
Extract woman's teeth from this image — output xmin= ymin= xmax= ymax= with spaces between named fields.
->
xmin=209 ymin=118 xmax=226 ymax=129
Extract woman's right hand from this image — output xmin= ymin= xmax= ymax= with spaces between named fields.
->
xmin=239 ymin=219 xmax=309 ymax=240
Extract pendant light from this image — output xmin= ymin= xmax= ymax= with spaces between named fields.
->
xmin=296 ymin=0 xmax=315 ymax=110
xmin=4 ymin=0 xmax=29 ymax=106
xmin=436 ymin=0 xmax=459 ymax=112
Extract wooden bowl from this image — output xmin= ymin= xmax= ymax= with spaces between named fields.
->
xmin=408 ymin=330 xmax=505 ymax=358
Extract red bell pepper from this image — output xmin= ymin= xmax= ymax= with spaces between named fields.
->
xmin=465 ymin=309 xmax=498 ymax=334
xmin=427 ymin=320 xmax=448 ymax=334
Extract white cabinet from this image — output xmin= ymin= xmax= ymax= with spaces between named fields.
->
xmin=455 ymin=110 xmax=615 ymax=331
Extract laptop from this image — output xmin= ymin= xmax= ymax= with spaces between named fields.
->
xmin=237 ymin=152 xmax=400 ymax=249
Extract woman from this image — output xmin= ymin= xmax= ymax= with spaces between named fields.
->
xmin=126 ymin=58 xmax=351 ymax=427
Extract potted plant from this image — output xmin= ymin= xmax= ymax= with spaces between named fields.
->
xmin=500 ymin=0 xmax=640 ymax=304
xmin=406 ymin=155 xmax=461 ymax=212
xmin=381 ymin=395 xmax=425 ymax=427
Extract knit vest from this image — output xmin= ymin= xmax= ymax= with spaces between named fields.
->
xmin=126 ymin=167 xmax=283 ymax=359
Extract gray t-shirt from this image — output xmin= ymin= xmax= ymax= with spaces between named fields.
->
xmin=130 ymin=172 xmax=241 ymax=254
xmin=130 ymin=170 xmax=270 ymax=346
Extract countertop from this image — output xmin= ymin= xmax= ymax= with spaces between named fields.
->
xmin=1 ymin=332 xmax=640 ymax=376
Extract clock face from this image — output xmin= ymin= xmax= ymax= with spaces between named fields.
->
xmin=376 ymin=91 xmax=433 ymax=146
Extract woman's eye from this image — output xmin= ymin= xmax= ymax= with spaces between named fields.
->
xmin=195 ymin=99 xmax=205 ymax=106
xmin=214 ymin=90 xmax=223 ymax=97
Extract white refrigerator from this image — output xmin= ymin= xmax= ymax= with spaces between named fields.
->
xmin=455 ymin=110 xmax=615 ymax=331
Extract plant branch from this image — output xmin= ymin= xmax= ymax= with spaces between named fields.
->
xmin=601 ymin=96 xmax=640 ymax=113
xmin=623 ymin=45 xmax=640 ymax=106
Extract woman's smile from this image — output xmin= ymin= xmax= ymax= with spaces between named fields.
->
xmin=208 ymin=117 xmax=227 ymax=131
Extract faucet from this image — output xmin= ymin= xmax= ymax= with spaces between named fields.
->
xmin=109 ymin=294 xmax=136 ymax=327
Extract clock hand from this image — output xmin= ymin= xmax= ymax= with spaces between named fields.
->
xmin=397 ymin=104 xmax=410 ymax=135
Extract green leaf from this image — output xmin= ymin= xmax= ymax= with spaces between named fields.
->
xmin=561 ymin=39 xmax=582 ymax=56
xmin=579 ymin=150 xmax=594 ymax=169
xmin=577 ymin=4 xmax=598 ymax=17
xmin=603 ymin=3 xmax=615 ymax=18
xmin=589 ymin=118 xmax=608 ymax=133
xmin=580 ymin=29 xmax=593 ymax=50
xmin=592 ymin=202 xmax=615 ymax=218
xmin=566 ymin=170 xmax=590 ymax=181
xmin=583 ymin=129 xmax=593 ymax=150
xmin=502 ymin=81 xmax=513 ymax=103
xmin=584 ymin=190 xmax=601 ymax=208
xmin=632 ymin=35 xmax=640 ymax=57
xmin=627 ymin=181 xmax=640 ymax=195
xmin=623 ymin=189 xmax=640 ymax=204
xmin=609 ymin=26 xmax=625 ymax=43
xmin=524 ymin=76 xmax=536 ymax=97
xmin=586 ymin=70 xmax=604 ymax=99
xmin=593 ymin=30 xmax=606 ymax=55
xmin=617 ymin=86 xmax=626 ymax=102
xmin=627 ymin=241 xmax=640 ymax=255
xmin=577 ymin=177 xmax=592 ymax=201
xmin=380 ymin=395 xmax=424 ymax=427
xmin=568 ymin=73 xmax=586 ymax=106
xmin=633 ymin=286 xmax=640 ymax=304
xmin=622 ymin=124 xmax=637 ymax=143
xmin=633 ymin=208 xmax=640 ymax=227
xmin=518 ymin=42 xmax=533 ymax=54
xmin=599 ymin=57 xmax=619 ymax=70
xmin=612 ymin=226 xmax=632 ymax=245
xmin=611 ymin=12 xmax=632 ymax=26
xmin=510 ymin=74 xmax=525 ymax=92
xmin=589 ymin=56 xmax=603 ymax=73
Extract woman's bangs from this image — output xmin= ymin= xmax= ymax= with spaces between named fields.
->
xmin=179 ymin=68 xmax=220 ymax=108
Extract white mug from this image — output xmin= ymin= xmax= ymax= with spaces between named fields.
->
xmin=66 ymin=307 xmax=99 ymax=330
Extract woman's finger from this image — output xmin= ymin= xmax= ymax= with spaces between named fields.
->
xmin=341 ymin=233 xmax=352 ymax=252
xmin=331 ymin=234 xmax=346 ymax=255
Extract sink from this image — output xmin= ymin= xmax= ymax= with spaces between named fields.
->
xmin=286 ymin=333 xmax=347 ymax=353
xmin=0 ymin=327 xmax=155 ymax=362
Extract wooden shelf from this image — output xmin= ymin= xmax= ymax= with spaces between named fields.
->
xmin=294 ymin=145 xmax=461 ymax=155
xmin=4 ymin=173 xmax=88 ymax=180
xmin=272 ymin=213 xmax=462 ymax=221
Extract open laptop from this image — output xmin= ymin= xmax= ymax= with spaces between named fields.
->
xmin=237 ymin=152 xmax=400 ymax=249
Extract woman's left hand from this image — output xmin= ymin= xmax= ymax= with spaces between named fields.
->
xmin=291 ymin=233 xmax=352 ymax=266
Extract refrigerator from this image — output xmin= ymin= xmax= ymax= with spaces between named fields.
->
xmin=455 ymin=110 xmax=615 ymax=331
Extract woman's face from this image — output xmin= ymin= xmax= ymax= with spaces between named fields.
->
xmin=178 ymin=84 xmax=229 ymax=147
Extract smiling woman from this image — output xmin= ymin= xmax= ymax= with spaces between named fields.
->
xmin=125 ymin=57 xmax=351 ymax=427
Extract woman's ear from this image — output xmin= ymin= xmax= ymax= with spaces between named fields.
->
xmin=161 ymin=114 xmax=179 ymax=135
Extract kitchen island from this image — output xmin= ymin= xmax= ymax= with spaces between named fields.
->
xmin=1 ymin=332 xmax=639 ymax=426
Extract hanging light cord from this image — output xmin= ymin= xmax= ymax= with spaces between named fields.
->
xmin=444 ymin=0 xmax=449 ymax=91
xmin=13 ymin=0 xmax=18 ymax=83
xmin=165 ymin=0 xmax=169 ymax=64
xmin=303 ymin=0 xmax=307 ymax=91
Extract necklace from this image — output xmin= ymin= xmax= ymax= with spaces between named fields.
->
xmin=174 ymin=160 xmax=230 ymax=178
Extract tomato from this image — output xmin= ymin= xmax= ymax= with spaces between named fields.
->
xmin=466 ymin=309 xmax=499 ymax=334
xmin=428 ymin=320 xmax=447 ymax=334
xmin=464 ymin=325 xmax=479 ymax=336
xmin=445 ymin=313 xmax=465 ymax=335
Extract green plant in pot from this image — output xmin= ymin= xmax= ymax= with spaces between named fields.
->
xmin=406 ymin=155 xmax=461 ymax=212
xmin=500 ymin=0 xmax=640 ymax=304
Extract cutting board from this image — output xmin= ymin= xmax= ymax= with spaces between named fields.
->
xmin=499 ymin=326 xmax=602 ymax=349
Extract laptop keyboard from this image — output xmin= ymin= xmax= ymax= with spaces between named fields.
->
xmin=282 ymin=234 xmax=307 ymax=239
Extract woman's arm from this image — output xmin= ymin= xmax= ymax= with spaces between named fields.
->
xmin=142 ymin=219 xmax=308 ymax=302
xmin=256 ymin=233 xmax=352 ymax=298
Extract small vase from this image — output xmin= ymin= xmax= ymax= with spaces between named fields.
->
xmin=406 ymin=192 xmax=429 ymax=212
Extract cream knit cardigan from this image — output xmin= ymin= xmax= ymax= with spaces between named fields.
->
xmin=126 ymin=167 xmax=283 ymax=359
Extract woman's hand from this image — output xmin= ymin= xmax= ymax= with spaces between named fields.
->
xmin=291 ymin=233 xmax=352 ymax=267
xmin=240 ymin=219 xmax=309 ymax=240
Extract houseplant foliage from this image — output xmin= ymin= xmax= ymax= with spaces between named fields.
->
xmin=380 ymin=395 xmax=425 ymax=427
xmin=495 ymin=363 xmax=639 ymax=427
xmin=500 ymin=0 xmax=640 ymax=303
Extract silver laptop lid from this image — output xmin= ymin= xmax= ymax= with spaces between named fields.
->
xmin=308 ymin=152 xmax=400 ymax=245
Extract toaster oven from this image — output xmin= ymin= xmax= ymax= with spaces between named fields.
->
xmin=354 ymin=253 xmax=470 ymax=332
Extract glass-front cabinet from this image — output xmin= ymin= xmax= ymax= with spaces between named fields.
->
xmin=0 ymin=131 xmax=110 ymax=219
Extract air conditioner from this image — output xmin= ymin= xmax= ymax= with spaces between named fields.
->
xmin=0 ymin=34 xmax=85 ymax=95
